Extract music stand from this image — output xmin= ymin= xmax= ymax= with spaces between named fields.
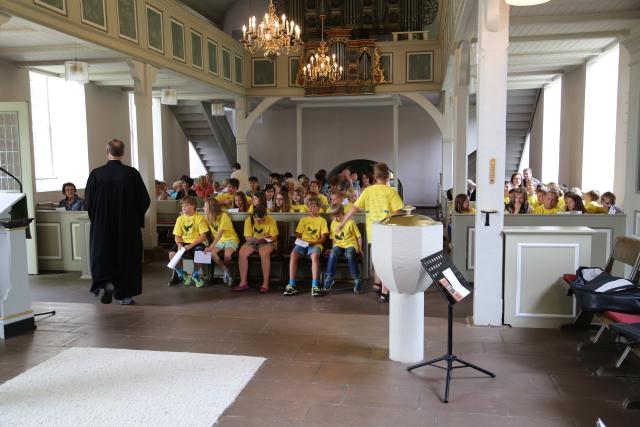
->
xmin=407 ymin=250 xmax=495 ymax=403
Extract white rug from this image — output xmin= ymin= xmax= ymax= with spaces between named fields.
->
xmin=0 ymin=347 xmax=264 ymax=427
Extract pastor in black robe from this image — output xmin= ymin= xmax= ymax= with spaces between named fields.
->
xmin=85 ymin=160 xmax=151 ymax=300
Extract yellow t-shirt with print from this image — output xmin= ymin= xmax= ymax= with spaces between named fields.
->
xmin=296 ymin=215 xmax=329 ymax=250
xmin=354 ymin=184 xmax=404 ymax=242
xmin=247 ymin=204 xmax=272 ymax=213
xmin=533 ymin=205 xmax=559 ymax=215
xmin=215 ymin=192 xmax=234 ymax=210
xmin=291 ymin=203 xmax=308 ymax=213
xmin=173 ymin=212 xmax=209 ymax=244
xmin=330 ymin=219 xmax=361 ymax=250
xmin=243 ymin=215 xmax=279 ymax=247
xmin=208 ymin=212 xmax=239 ymax=244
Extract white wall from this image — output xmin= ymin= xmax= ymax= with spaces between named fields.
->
xmin=528 ymin=90 xmax=544 ymax=180
xmin=559 ymin=65 xmax=586 ymax=188
xmin=248 ymin=104 xmax=442 ymax=206
xmin=161 ymin=105 xmax=190 ymax=183
xmin=0 ymin=61 xmax=30 ymax=102
xmin=85 ymin=84 xmax=131 ymax=169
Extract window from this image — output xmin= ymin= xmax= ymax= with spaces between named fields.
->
xmin=541 ymin=77 xmax=561 ymax=184
xmin=29 ymin=72 xmax=89 ymax=192
xmin=188 ymin=141 xmax=207 ymax=178
xmin=582 ymin=46 xmax=619 ymax=192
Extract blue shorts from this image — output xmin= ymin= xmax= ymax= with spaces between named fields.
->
xmin=215 ymin=240 xmax=239 ymax=251
xmin=292 ymin=244 xmax=321 ymax=257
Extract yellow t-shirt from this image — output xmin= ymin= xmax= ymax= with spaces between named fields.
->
xmin=504 ymin=196 xmax=511 ymax=205
xmin=528 ymin=194 xmax=538 ymax=208
xmin=215 ymin=193 xmax=234 ymax=210
xmin=296 ymin=215 xmax=329 ymax=250
xmin=468 ymin=208 xmax=477 ymax=214
xmin=315 ymin=194 xmax=329 ymax=206
xmin=208 ymin=212 xmax=239 ymax=244
xmin=173 ymin=212 xmax=209 ymax=244
xmin=243 ymin=215 xmax=279 ymax=246
xmin=354 ymin=184 xmax=404 ymax=242
xmin=291 ymin=203 xmax=308 ymax=213
xmin=248 ymin=204 xmax=271 ymax=213
xmin=585 ymin=201 xmax=602 ymax=214
xmin=556 ymin=198 xmax=566 ymax=211
xmin=330 ymin=219 xmax=361 ymax=250
xmin=533 ymin=205 xmax=559 ymax=215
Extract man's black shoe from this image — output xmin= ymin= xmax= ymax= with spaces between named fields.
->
xmin=101 ymin=283 xmax=115 ymax=304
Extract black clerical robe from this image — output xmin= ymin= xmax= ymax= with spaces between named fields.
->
xmin=85 ymin=160 xmax=150 ymax=299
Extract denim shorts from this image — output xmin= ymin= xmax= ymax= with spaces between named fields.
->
xmin=215 ymin=240 xmax=239 ymax=251
xmin=292 ymin=244 xmax=321 ymax=257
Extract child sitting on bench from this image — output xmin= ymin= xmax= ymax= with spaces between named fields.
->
xmin=324 ymin=204 xmax=362 ymax=294
xmin=168 ymin=196 xmax=209 ymax=287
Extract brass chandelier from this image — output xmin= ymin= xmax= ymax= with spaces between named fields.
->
xmin=303 ymin=13 xmax=343 ymax=84
xmin=241 ymin=0 xmax=302 ymax=61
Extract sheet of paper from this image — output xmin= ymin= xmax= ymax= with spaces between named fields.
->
xmin=262 ymin=238 xmax=272 ymax=243
xmin=167 ymin=247 xmax=186 ymax=269
xmin=294 ymin=238 xmax=309 ymax=248
xmin=194 ymin=250 xmax=212 ymax=264
xmin=227 ymin=208 xmax=239 ymax=213
xmin=442 ymin=268 xmax=470 ymax=298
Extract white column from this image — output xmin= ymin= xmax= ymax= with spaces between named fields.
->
xmin=234 ymin=97 xmax=250 ymax=170
xmin=473 ymin=0 xmax=509 ymax=326
xmin=454 ymin=42 xmax=470 ymax=197
xmin=392 ymin=102 xmax=399 ymax=180
xmin=296 ymin=104 xmax=302 ymax=176
xmin=128 ymin=60 xmax=158 ymax=249
xmin=442 ymin=91 xmax=454 ymax=192
xmin=622 ymin=30 xmax=640 ymax=235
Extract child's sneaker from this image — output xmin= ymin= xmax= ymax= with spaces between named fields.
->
xmin=223 ymin=270 xmax=231 ymax=285
xmin=353 ymin=279 xmax=362 ymax=294
xmin=193 ymin=276 xmax=205 ymax=288
xmin=323 ymin=277 xmax=334 ymax=291
xmin=168 ymin=270 xmax=181 ymax=286
xmin=283 ymin=285 xmax=298 ymax=296
xmin=183 ymin=275 xmax=193 ymax=287
xmin=311 ymin=286 xmax=322 ymax=297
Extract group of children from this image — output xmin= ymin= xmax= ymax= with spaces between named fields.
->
xmin=454 ymin=170 xmax=622 ymax=216
xmin=166 ymin=163 xmax=401 ymax=301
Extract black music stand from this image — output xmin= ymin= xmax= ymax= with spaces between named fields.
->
xmin=407 ymin=250 xmax=495 ymax=403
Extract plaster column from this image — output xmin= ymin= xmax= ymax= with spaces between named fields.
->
xmin=454 ymin=42 xmax=471 ymax=197
xmin=442 ymin=91 xmax=454 ymax=193
xmin=393 ymin=101 xmax=399 ymax=181
xmin=234 ymin=97 xmax=250 ymax=171
xmin=622 ymin=30 xmax=640 ymax=235
xmin=473 ymin=0 xmax=509 ymax=326
xmin=128 ymin=60 xmax=158 ymax=249
xmin=296 ymin=104 xmax=302 ymax=176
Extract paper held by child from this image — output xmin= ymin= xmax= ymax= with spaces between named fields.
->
xmin=167 ymin=246 xmax=186 ymax=269
xmin=294 ymin=238 xmax=309 ymax=248
xmin=194 ymin=250 xmax=212 ymax=264
xmin=439 ymin=268 xmax=471 ymax=302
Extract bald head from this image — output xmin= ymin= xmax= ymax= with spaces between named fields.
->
xmin=107 ymin=139 xmax=125 ymax=159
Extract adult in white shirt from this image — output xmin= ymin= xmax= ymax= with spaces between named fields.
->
xmin=230 ymin=162 xmax=249 ymax=193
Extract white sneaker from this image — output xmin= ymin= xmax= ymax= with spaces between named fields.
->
xmin=223 ymin=271 xmax=231 ymax=285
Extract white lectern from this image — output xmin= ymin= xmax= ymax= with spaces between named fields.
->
xmin=0 ymin=192 xmax=35 ymax=339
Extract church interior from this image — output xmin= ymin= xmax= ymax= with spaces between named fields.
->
xmin=2 ymin=0 xmax=640 ymax=425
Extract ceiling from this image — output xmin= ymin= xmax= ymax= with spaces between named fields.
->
xmin=505 ymin=0 xmax=640 ymax=89
xmin=178 ymin=0 xmax=237 ymax=27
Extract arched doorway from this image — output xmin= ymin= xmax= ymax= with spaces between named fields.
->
xmin=328 ymin=159 xmax=403 ymax=198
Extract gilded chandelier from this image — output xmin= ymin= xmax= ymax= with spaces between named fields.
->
xmin=241 ymin=0 xmax=302 ymax=61
xmin=304 ymin=14 xmax=342 ymax=84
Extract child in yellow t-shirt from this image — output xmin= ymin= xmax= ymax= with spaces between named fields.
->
xmin=204 ymin=198 xmax=240 ymax=286
xmin=235 ymin=205 xmax=279 ymax=293
xmin=290 ymin=189 xmax=308 ymax=213
xmin=309 ymin=180 xmax=329 ymax=207
xmin=533 ymin=190 xmax=560 ymax=214
xmin=215 ymin=178 xmax=239 ymax=210
xmin=324 ymin=205 xmax=363 ymax=294
xmin=284 ymin=196 xmax=329 ymax=297
xmin=168 ymin=196 xmax=209 ymax=287
xmin=338 ymin=163 xmax=403 ymax=303
xmin=583 ymin=190 xmax=602 ymax=214
xmin=525 ymin=180 xmax=538 ymax=207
